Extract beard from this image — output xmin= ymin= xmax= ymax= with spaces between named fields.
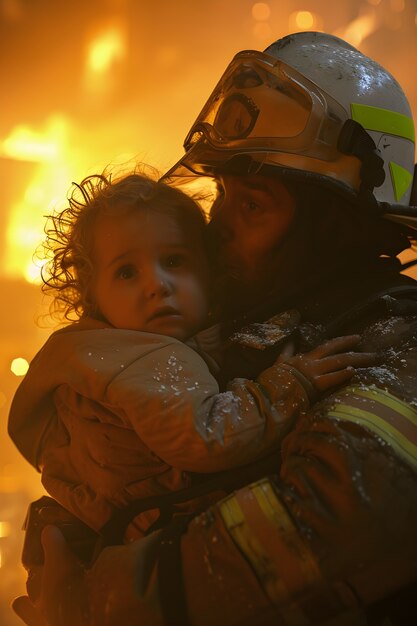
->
xmin=210 ymin=207 xmax=315 ymax=325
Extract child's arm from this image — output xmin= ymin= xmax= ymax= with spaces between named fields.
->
xmin=25 ymin=330 xmax=373 ymax=536
xmin=106 ymin=334 xmax=375 ymax=473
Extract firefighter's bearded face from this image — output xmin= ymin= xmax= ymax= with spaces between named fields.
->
xmin=209 ymin=174 xmax=297 ymax=286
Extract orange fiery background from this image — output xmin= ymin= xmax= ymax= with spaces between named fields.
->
xmin=0 ymin=0 xmax=416 ymax=622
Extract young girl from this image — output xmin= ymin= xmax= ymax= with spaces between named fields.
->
xmin=9 ymin=169 xmax=371 ymax=541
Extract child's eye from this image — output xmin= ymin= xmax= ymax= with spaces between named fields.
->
xmin=115 ymin=264 xmax=137 ymax=280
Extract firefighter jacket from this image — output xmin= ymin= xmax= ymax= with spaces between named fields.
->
xmin=10 ymin=265 xmax=417 ymax=626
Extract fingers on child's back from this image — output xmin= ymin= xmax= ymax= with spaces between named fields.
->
xmin=309 ymin=335 xmax=361 ymax=358
xmin=317 ymin=352 xmax=376 ymax=372
xmin=314 ymin=367 xmax=355 ymax=390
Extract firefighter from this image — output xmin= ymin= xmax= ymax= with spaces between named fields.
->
xmin=12 ymin=31 xmax=417 ymax=626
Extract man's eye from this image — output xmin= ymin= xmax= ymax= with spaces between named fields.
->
xmin=243 ymin=200 xmax=263 ymax=214
xmin=115 ymin=265 xmax=136 ymax=280
xmin=165 ymin=254 xmax=186 ymax=268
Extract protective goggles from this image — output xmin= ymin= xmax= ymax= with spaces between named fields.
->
xmin=164 ymin=50 xmax=350 ymax=179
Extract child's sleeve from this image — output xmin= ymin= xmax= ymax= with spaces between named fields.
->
xmin=105 ymin=341 xmax=311 ymax=473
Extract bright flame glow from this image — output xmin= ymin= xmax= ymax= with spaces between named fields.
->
xmin=10 ymin=357 xmax=29 ymax=376
xmin=25 ymin=259 xmax=46 ymax=284
xmin=1 ymin=110 xmax=149 ymax=284
xmin=1 ymin=118 xmax=66 ymax=163
xmin=4 ymin=176 xmax=69 ymax=281
xmin=87 ymin=28 xmax=126 ymax=74
xmin=1 ymin=116 xmax=72 ymax=280
xmin=334 ymin=10 xmax=378 ymax=47
xmin=0 ymin=521 xmax=12 ymax=538
xmin=252 ymin=3 xmax=271 ymax=21
xmin=2 ymin=114 xmax=104 ymax=282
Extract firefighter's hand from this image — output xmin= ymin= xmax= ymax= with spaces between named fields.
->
xmin=12 ymin=526 xmax=88 ymax=626
xmin=284 ymin=335 xmax=377 ymax=394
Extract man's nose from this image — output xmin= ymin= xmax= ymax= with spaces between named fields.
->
xmin=207 ymin=213 xmax=234 ymax=248
xmin=206 ymin=219 xmax=233 ymax=268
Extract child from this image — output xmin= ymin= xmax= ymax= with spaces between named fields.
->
xmin=9 ymin=169 xmax=371 ymax=541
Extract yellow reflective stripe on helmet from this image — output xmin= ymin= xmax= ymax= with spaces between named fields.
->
xmin=389 ymin=161 xmax=413 ymax=200
xmin=351 ymin=103 xmax=415 ymax=142
xmin=219 ymin=479 xmax=315 ymax=625
xmin=327 ymin=385 xmax=417 ymax=470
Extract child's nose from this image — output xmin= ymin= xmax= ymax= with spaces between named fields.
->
xmin=144 ymin=267 xmax=171 ymax=299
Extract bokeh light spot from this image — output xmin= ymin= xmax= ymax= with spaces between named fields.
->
xmin=295 ymin=11 xmax=314 ymax=29
xmin=252 ymin=2 xmax=271 ymax=21
xmin=10 ymin=357 xmax=29 ymax=377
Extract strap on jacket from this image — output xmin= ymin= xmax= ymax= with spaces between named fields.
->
xmin=99 ymin=452 xmax=279 ymax=546
xmin=156 ymin=516 xmax=192 ymax=626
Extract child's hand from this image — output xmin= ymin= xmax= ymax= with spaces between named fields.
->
xmin=283 ymin=335 xmax=377 ymax=395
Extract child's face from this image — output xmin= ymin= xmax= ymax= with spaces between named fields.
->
xmin=92 ymin=208 xmax=210 ymax=341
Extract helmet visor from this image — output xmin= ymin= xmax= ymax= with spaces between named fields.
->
xmin=164 ymin=50 xmax=349 ymax=181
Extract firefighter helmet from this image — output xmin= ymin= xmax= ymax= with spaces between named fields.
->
xmin=164 ymin=32 xmax=416 ymax=227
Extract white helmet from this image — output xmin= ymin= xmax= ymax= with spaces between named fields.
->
xmin=164 ymin=32 xmax=417 ymax=228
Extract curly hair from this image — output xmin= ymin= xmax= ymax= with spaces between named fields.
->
xmin=40 ymin=166 xmax=207 ymax=323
